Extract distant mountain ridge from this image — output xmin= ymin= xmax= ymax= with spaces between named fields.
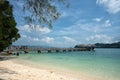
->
xmin=94 ymin=42 xmax=120 ymax=48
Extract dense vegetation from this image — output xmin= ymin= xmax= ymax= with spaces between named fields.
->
xmin=0 ymin=1 xmax=20 ymax=52
xmin=94 ymin=42 xmax=120 ymax=48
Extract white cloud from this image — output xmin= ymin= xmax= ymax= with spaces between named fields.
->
xmin=93 ymin=18 xmax=102 ymax=22
xmin=20 ymin=34 xmax=40 ymax=42
xmin=63 ymin=36 xmax=77 ymax=42
xmin=19 ymin=24 xmax=51 ymax=34
xmin=61 ymin=12 xmax=68 ymax=17
xmin=41 ymin=37 xmax=54 ymax=44
xmin=96 ymin=0 xmax=120 ymax=14
xmin=19 ymin=25 xmax=32 ymax=32
xmin=86 ymin=34 xmax=113 ymax=43
xmin=35 ymin=25 xmax=51 ymax=34
xmin=104 ymin=20 xmax=111 ymax=27
xmin=39 ymin=27 xmax=51 ymax=33
xmin=21 ymin=34 xmax=27 ymax=38
xmin=33 ymin=38 xmax=40 ymax=41
xmin=56 ymin=20 xmax=102 ymax=36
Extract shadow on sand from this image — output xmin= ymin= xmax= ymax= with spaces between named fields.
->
xmin=0 ymin=54 xmax=17 ymax=61
xmin=0 ymin=67 xmax=18 ymax=80
xmin=0 ymin=54 xmax=18 ymax=80
xmin=0 ymin=67 xmax=17 ymax=74
xmin=0 ymin=78 xmax=5 ymax=80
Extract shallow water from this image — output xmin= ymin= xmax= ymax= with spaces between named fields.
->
xmin=19 ymin=48 xmax=120 ymax=80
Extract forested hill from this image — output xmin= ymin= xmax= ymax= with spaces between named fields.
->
xmin=94 ymin=42 xmax=120 ymax=48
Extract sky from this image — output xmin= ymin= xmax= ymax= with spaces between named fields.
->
xmin=9 ymin=0 xmax=120 ymax=47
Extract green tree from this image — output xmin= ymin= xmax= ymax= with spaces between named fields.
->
xmin=0 ymin=1 xmax=20 ymax=51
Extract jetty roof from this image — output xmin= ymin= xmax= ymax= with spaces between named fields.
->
xmin=74 ymin=44 xmax=96 ymax=48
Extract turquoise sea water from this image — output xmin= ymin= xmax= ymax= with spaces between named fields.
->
xmin=19 ymin=48 xmax=120 ymax=80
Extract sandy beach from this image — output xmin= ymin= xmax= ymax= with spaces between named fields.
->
xmin=0 ymin=53 xmax=117 ymax=80
xmin=0 ymin=54 xmax=107 ymax=80
xmin=0 ymin=56 xmax=81 ymax=80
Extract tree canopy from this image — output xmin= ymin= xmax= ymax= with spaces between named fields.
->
xmin=0 ymin=0 xmax=20 ymax=51
xmin=95 ymin=42 xmax=120 ymax=48
xmin=18 ymin=0 xmax=69 ymax=28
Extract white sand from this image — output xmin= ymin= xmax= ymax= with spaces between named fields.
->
xmin=0 ymin=59 xmax=81 ymax=80
xmin=0 ymin=55 xmax=103 ymax=80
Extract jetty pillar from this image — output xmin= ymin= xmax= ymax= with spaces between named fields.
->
xmin=37 ymin=50 xmax=41 ymax=53
xmin=73 ymin=49 xmax=76 ymax=52
xmin=48 ymin=50 xmax=51 ymax=53
xmin=56 ymin=50 xmax=59 ymax=52
xmin=24 ymin=50 xmax=29 ymax=54
xmin=68 ymin=49 xmax=72 ymax=52
xmin=63 ymin=50 xmax=66 ymax=52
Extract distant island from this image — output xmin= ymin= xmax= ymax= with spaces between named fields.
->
xmin=74 ymin=42 xmax=120 ymax=49
xmin=94 ymin=42 xmax=120 ymax=48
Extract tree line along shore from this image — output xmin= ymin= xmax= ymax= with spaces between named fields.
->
xmin=94 ymin=42 xmax=120 ymax=48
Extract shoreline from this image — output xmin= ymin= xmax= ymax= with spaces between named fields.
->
xmin=0 ymin=56 xmax=103 ymax=80
xmin=15 ymin=58 xmax=104 ymax=80
xmin=0 ymin=57 xmax=81 ymax=80
xmin=0 ymin=49 xmax=120 ymax=80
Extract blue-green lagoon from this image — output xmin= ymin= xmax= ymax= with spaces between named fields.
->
xmin=19 ymin=48 xmax=120 ymax=80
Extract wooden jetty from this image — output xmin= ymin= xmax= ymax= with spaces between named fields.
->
xmin=8 ymin=47 xmax=95 ymax=54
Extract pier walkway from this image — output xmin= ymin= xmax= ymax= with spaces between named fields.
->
xmin=8 ymin=47 xmax=95 ymax=54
